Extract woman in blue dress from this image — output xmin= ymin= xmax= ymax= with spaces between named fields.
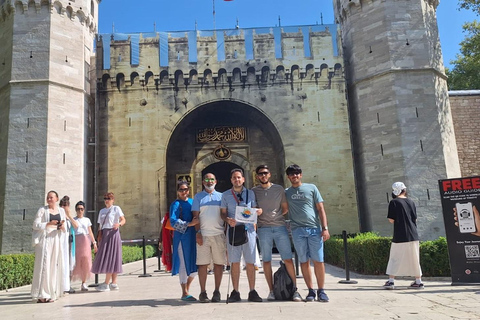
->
xmin=170 ymin=180 xmax=199 ymax=301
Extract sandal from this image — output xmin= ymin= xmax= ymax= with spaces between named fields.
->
xmin=181 ymin=295 xmax=197 ymax=301
xmin=37 ymin=298 xmax=54 ymax=303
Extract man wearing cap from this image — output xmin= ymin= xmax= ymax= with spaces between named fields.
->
xmin=252 ymin=165 xmax=302 ymax=301
xmin=192 ymin=173 xmax=225 ymax=302
xmin=285 ymin=164 xmax=330 ymax=302
xmin=383 ymin=182 xmax=424 ymax=290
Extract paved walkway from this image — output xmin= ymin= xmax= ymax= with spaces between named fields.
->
xmin=1 ymin=256 xmax=479 ymax=320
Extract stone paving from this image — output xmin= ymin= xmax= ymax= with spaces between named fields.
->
xmin=1 ymin=256 xmax=479 ymax=320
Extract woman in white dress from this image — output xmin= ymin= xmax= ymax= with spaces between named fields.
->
xmin=31 ymin=191 xmax=68 ymax=303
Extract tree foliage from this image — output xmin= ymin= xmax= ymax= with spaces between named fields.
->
xmin=459 ymin=0 xmax=480 ymax=15
xmin=447 ymin=21 xmax=480 ymax=90
xmin=447 ymin=2 xmax=480 ymax=90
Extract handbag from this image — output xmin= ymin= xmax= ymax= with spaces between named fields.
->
xmin=97 ymin=206 xmax=113 ymax=243
xmin=97 ymin=229 xmax=103 ymax=243
xmin=228 ymin=224 xmax=248 ymax=246
xmin=165 ymin=217 xmax=174 ymax=231
xmin=228 ymin=189 xmax=249 ymax=246
xmin=169 ymin=202 xmax=188 ymax=234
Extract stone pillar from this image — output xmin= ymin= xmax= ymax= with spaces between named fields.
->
xmin=334 ymin=0 xmax=460 ymax=239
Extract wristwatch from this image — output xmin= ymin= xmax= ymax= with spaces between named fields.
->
xmin=323 ymin=226 xmax=328 ymax=230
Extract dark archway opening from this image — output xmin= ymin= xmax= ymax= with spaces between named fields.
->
xmin=202 ymin=162 xmax=242 ymax=193
xmin=166 ymin=100 xmax=285 ymax=205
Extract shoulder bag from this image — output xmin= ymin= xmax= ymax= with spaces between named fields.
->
xmin=228 ymin=189 xmax=248 ymax=246
xmin=97 ymin=206 xmax=113 ymax=243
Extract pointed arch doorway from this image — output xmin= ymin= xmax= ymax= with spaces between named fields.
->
xmin=165 ymin=100 xmax=285 ymax=205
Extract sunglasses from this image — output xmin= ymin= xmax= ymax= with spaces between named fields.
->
xmin=76 ymin=208 xmax=85 ymax=211
xmin=236 ymin=193 xmax=244 ymax=201
xmin=257 ymin=171 xmax=270 ymax=176
xmin=204 ymin=178 xmax=215 ymax=182
xmin=104 ymin=198 xmax=112 ymax=200
xmin=178 ymin=188 xmax=189 ymax=192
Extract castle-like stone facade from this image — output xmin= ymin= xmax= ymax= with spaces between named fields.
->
xmin=0 ymin=0 xmax=467 ymax=253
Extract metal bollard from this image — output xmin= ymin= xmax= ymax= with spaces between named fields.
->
xmin=139 ymin=236 xmax=152 ymax=278
xmin=88 ymin=273 xmax=100 ymax=288
xmin=154 ymin=241 xmax=162 ymax=272
xmin=338 ymin=230 xmax=358 ymax=284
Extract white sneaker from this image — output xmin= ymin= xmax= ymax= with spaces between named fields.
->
xmin=81 ymin=283 xmax=88 ymax=292
xmin=267 ymin=291 xmax=276 ymax=301
xmin=109 ymin=283 xmax=119 ymax=291
xmin=95 ymin=283 xmax=110 ymax=292
xmin=292 ymin=291 xmax=303 ymax=302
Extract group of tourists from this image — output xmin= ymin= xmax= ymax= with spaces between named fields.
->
xmin=164 ymin=164 xmax=331 ymax=303
xmin=29 ymin=163 xmax=424 ymax=304
xmin=30 ymin=191 xmax=126 ymax=303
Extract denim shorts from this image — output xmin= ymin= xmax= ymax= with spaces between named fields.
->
xmin=227 ymin=229 xmax=257 ymax=264
xmin=257 ymin=226 xmax=293 ymax=262
xmin=291 ymin=227 xmax=324 ymax=263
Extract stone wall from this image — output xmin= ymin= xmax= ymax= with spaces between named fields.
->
xmin=334 ymin=0 xmax=460 ymax=239
xmin=0 ymin=0 xmax=99 ymax=253
xmin=96 ymin=25 xmax=359 ymax=241
xmin=450 ymin=92 xmax=480 ymax=178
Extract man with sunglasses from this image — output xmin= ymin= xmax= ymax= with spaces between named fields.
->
xmin=221 ymin=168 xmax=263 ymax=302
xmin=192 ymin=173 xmax=225 ymax=303
xmin=285 ymin=164 xmax=330 ymax=302
xmin=252 ymin=165 xmax=302 ymax=302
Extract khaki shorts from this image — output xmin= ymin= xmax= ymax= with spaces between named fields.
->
xmin=196 ymin=234 xmax=226 ymax=266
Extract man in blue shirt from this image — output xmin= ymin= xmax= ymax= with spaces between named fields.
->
xmin=221 ymin=168 xmax=263 ymax=302
xmin=285 ymin=164 xmax=330 ymax=302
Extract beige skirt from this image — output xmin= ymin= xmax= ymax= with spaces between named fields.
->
xmin=386 ymin=241 xmax=422 ymax=277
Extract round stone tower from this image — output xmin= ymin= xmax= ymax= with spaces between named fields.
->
xmin=334 ymin=0 xmax=460 ymax=239
xmin=0 ymin=0 xmax=99 ymax=253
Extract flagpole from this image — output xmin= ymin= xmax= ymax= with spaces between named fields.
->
xmin=213 ymin=0 xmax=216 ymax=30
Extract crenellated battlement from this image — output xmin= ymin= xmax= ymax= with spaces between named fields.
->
xmin=97 ymin=24 xmax=342 ymax=89
xmin=0 ymin=0 xmax=97 ymax=32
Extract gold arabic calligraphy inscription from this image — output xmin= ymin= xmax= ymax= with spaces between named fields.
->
xmin=197 ymin=126 xmax=246 ymax=143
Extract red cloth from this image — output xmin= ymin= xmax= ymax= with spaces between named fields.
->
xmin=161 ymin=212 xmax=173 ymax=272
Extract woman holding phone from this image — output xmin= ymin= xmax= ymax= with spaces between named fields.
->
xmin=31 ymin=190 xmax=68 ymax=303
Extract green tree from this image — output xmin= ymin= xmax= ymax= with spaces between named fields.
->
xmin=459 ymin=0 xmax=480 ymax=15
xmin=447 ymin=21 xmax=480 ymax=90
xmin=447 ymin=2 xmax=480 ymax=90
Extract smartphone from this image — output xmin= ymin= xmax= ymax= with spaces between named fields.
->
xmin=456 ymin=202 xmax=476 ymax=233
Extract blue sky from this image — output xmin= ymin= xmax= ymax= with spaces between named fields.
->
xmin=98 ymin=0 xmax=477 ymax=69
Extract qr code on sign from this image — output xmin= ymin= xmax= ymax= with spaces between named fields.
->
xmin=465 ymin=245 xmax=480 ymax=258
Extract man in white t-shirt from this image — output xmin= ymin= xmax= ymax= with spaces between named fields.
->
xmin=192 ymin=173 xmax=225 ymax=303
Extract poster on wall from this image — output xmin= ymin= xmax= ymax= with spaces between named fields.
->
xmin=438 ymin=176 xmax=480 ymax=284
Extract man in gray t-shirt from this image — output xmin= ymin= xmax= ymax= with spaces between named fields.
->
xmin=253 ymin=165 xmax=302 ymax=301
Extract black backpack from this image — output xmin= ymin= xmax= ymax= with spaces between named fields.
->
xmin=273 ymin=261 xmax=295 ymax=300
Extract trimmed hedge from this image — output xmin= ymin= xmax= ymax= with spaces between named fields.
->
xmin=0 ymin=245 xmax=156 ymax=290
xmin=122 ymin=245 xmax=156 ymax=264
xmin=324 ymin=232 xmax=450 ymax=277
xmin=0 ymin=254 xmax=35 ymax=290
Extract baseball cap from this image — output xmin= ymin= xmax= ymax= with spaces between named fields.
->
xmin=392 ymin=182 xmax=407 ymax=196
